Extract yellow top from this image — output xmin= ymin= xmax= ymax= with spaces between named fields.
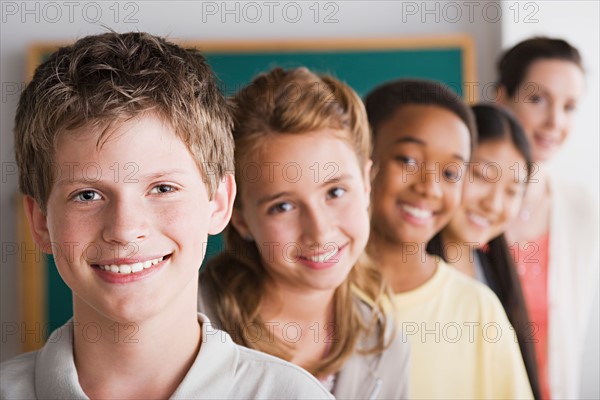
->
xmin=387 ymin=259 xmax=533 ymax=399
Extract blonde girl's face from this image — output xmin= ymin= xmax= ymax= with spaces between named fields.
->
xmin=501 ymin=59 xmax=584 ymax=162
xmin=231 ymin=130 xmax=371 ymax=294
xmin=444 ymin=139 xmax=528 ymax=246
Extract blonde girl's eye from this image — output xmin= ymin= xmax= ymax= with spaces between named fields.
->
xmin=326 ymin=187 xmax=346 ymax=200
xmin=74 ymin=190 xmax=101 ymax=202
xmin=268 ymin=202 xmax=294 ymax=215
xmin=149 ymin=184 xmax=177 ymax=195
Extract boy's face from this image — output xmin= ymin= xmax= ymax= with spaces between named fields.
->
xmin=26 ymin=113 xmax=234 ymax=323
xmin=231 ymin=130 xmax=371 ymax=293
xmin=371 ymin=105 xmax=471 ymax=246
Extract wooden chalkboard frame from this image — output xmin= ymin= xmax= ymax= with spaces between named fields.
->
xmin=20 ymin=35 xmax=477 ymax=352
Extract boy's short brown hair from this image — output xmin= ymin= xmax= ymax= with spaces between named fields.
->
xmin=15 ymin=31 xmax=233 ymax=213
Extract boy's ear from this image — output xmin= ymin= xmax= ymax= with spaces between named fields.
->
xmin=23 ymin=196 xmax=52 ymax=254
xmin=208 ymin=174 xmax=237 ymax=235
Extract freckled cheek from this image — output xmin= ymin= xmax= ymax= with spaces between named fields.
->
xmin=45 ymin=206 xmax=97 ymax=265
xmin=154 ymin=202 xmax=210 ymax=243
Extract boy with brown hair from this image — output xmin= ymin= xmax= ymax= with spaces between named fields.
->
xmin=0 ymin=32 xmax=332 ymax=399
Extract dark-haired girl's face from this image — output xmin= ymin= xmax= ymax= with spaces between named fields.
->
xmin=371 ymin=105 xmax=471 ymax=246
xmin=443 ymin=139 xmax=528 ymax=246
xmin=500 ymin=59 xmax=584 ymax=162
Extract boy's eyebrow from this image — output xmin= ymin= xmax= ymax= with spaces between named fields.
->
xmin=56 ymin=177 xmax=100 ymax=187
xmin=394 ymin=136 xmax=466 ymax=162
xmin=138 ymin=170 xmax=188 ymax=180
xmin=56 ymin=169 xmax=188 ymax=186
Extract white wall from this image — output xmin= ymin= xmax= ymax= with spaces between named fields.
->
xmin=501 ymin=2 xmax=599 ymax=398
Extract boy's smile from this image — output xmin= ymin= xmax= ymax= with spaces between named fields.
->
xmin=28 ymin=113 xmax=231 ymax=323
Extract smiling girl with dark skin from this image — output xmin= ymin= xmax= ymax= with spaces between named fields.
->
xmin=365 ymin=79 xmax=533 ymax=399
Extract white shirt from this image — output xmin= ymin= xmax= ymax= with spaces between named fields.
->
xmin=0 ymin=314 xmax=334 ymax=399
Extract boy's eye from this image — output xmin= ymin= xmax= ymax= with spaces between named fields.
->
xmin=268 ymin=202 xmax=294 ymax=214
xmin=326 ymin=187 xmax=346 ymax=200
xmin=74 ymin=190 xmax=101 ymax=202
xmin=150 ymin=184 xmax=177 ymax=194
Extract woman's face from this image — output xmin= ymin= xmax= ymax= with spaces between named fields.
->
xmin=443 ymin=138 xmax=528 ymax=246
xmin=500 ymin=59 xmax=584 ymax=163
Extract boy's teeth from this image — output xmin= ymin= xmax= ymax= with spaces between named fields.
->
xmin=401 ymin=204 xmax=433 ymax=219
xmin=99 ymin=256 xmax=164 ymax=274
xmin=308 ymin=247 xmax=339 ymax=263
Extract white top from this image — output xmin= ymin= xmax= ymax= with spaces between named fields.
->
xmin=546 ymin=178 xmax=599 ymax=398
xmin=0 ymin=314 xmax=334 ymax=399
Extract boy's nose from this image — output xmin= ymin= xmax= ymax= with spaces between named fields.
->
xmin=102 ymin=200 xmax=149 ymax=245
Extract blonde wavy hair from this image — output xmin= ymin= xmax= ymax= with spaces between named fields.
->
xmin=201 ymin=67 xmax=393 ymax=377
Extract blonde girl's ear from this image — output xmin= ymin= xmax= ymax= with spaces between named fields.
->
xmin=208 ymin=174 xmax=237 ymax=235
xmin=23 ymin=196 xmax=52 ymax=254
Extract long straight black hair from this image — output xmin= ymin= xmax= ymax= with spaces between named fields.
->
xmin=427 ymin=103 xmax=540 ymax=399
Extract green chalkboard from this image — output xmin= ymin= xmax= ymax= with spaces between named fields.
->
xmin=26 ymin=36 xmax=476 ymax=342
xmin=210 ymin=49 xmax=464 ymax=98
